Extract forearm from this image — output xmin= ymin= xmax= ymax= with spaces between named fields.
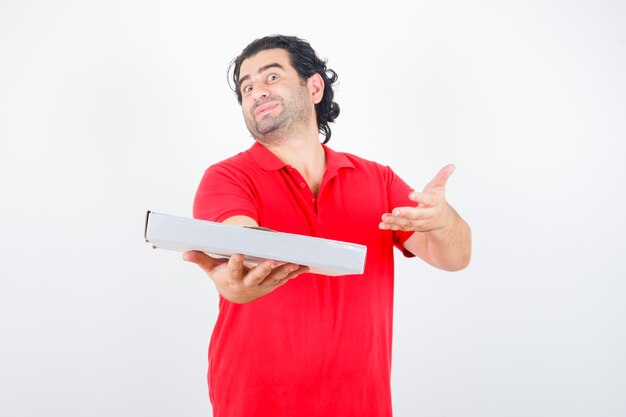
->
xmin=404 ymin=205 xmax=471 ymax=271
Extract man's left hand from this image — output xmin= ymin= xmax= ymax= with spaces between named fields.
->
xmin=379 ymin=164 xmax=456 ymax=233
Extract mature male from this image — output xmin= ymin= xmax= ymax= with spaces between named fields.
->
xmin=184 ymin=35 xmax=471 ymax=417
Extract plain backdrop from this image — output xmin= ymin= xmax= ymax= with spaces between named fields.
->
xmin=1 ymin=1 xmax=625 ymax=416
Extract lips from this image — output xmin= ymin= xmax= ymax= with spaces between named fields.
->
xmin=254 ymin=102 xmax=279 ymax=117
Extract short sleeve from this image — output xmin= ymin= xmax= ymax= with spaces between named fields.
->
xmin=385 ymin=166 xmax=417 ymax=258
xmin=192 ymin=163 xmax=259 ymax=223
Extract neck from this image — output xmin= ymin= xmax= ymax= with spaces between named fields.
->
xmin=259 ymin=129 xmax=327 ymax=195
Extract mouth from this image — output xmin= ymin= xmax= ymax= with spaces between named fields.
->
xmin=254 ymin=102 xmax=280 ymax=118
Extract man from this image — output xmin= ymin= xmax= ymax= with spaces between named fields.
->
xmin=183 ymin=35 xmax=471 ymax=417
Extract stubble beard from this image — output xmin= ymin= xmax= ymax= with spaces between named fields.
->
xmin=244 ymin=85 xmax=312 ymax=146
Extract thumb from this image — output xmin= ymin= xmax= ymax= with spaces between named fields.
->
xmin=424 ymin=164 xmax=455 ymax=191
xmin=183 ymin=250 xmax=221 ymax=274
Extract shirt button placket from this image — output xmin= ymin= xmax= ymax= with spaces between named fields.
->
xmin=286 ymin=166 xmax=317 ymax=212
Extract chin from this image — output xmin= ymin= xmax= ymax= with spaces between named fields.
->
xmin=256 ymin=118 xmax=284 ymax=135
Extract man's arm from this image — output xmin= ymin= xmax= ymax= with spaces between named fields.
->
xmin=379 ymin=164 xmax=471 ymax=271
xmin=183 ymin=215 xmax=309 ymax=303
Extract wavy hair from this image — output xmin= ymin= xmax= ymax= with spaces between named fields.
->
xmin=229 ymin=35 xmax=340 ymax=143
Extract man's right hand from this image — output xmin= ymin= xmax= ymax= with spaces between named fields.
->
xmin=183 ymin=251 xmax=309 ymax=304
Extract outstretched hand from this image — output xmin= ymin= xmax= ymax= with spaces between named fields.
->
xmin=379 ymin=164 xmax=456 ymax=233
xmin=183 ymin=251 xmax=309 ymax=304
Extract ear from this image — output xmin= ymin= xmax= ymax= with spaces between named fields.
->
xmin=307 ymin=73 xmax=325 ymax=104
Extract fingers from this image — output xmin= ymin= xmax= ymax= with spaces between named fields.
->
xmin=389 ymin=206 xmax=433 ymax=221
xmin=182 ymin=251 xmax=226 ymax=274
xmin=184 ymin=251 xmax=307 ymax=284
xmin=228 ymin=253 xmax=245 ymax=277
xmin=379 ymin=164 xmax=457 ymax=232
xmin=244 ymin=262 xmax=308 ymax=288
xmin=379 ymin=207 xmax=434 ymax=231
xmin=407 ymin=191 xmax=435 ymax=207
xmin=424 ymin=164 xmax=455 ymax=191
xmin=184 ymin=251 xmax=309 ymax=303
xmin=273 ymin=265 xmax=310 ymax=286
xmin=286 ymin=265 xmax=310 ymax=279
xmin=243 ymin=260 xmax=275 ymax=286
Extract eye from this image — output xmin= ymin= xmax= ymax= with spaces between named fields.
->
xmin=242 ymin=85 xmax=253 ymax=94
xmin=267 ymin=74 xmax=279 ymax=82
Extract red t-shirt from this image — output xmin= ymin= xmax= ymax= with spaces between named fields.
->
xmin=193 ymin=142 xmax=415 ymax=417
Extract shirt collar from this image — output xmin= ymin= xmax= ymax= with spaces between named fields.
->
xmin=247 ymin=141 xmax=355 ymax=172
xmin=322 ymin=143 xmax=355 ymax=176
xmin=247 ymin=141 xmax=286 ymax=171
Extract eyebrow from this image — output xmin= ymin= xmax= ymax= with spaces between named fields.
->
xmin=238 ymin=63 xmax=285 ymax=87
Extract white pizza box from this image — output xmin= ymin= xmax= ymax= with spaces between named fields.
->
xmin=144 ymin=211 xmax=367 ymax=276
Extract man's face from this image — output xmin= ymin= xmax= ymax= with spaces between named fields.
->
xmin=238 ymin=48 xmax=314 ymax=143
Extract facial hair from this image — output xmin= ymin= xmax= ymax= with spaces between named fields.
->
xmin=243 ymin=83 xmax=312 ymax=145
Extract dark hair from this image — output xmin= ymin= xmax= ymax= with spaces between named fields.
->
xmin=229 ymin=35 xmax=340 ymax=143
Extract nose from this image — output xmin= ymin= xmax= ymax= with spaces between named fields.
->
xmin=251 ymin=84 xmax=270 ymax=101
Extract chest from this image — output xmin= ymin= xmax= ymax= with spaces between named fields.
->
xmin=253 ymin=169 xmax=389 ymax=248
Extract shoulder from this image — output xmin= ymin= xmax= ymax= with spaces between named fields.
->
xmin=200 ymin=148 xmax=265 ymax=188
xmin=344 ymin=152 xmax=386 ymax=169
xmin=328 ymin=148 xmax=412 ymax=197
xmin=207 ymin=150 xmax=254 ymax=174
xmin=330 ymin=148 xmax=394 ymax=179
xmin=193 ymin=149 xmax=260 ymax=222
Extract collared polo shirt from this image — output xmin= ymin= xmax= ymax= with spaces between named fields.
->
xmin=193 ymin=141 xmax=416 ymax=417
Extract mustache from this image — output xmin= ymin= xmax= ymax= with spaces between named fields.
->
xmin=253 ymin=98 xmax=281 ymax=111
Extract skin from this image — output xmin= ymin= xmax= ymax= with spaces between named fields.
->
xmin=379 ymin=164 xmax=472 ymax=271
xmin=184 ymin=48 xmax=471 ymax=303
xmin=241 ymin=64 xmax=312 ymax=144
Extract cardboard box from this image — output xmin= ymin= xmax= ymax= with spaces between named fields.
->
xmin=144 ymin=211 xmax=367 ymax=276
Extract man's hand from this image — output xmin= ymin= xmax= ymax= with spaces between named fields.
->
xmin=379 ymin=164 xmax=456 ymax=233
xmin=183 ymin=251 xmax=309 ymax=304
xmin=379 ymin=164 xmax=471 ymax=271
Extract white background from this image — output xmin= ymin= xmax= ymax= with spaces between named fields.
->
xmin=1 ymin=1 xmax=625 ymax=416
